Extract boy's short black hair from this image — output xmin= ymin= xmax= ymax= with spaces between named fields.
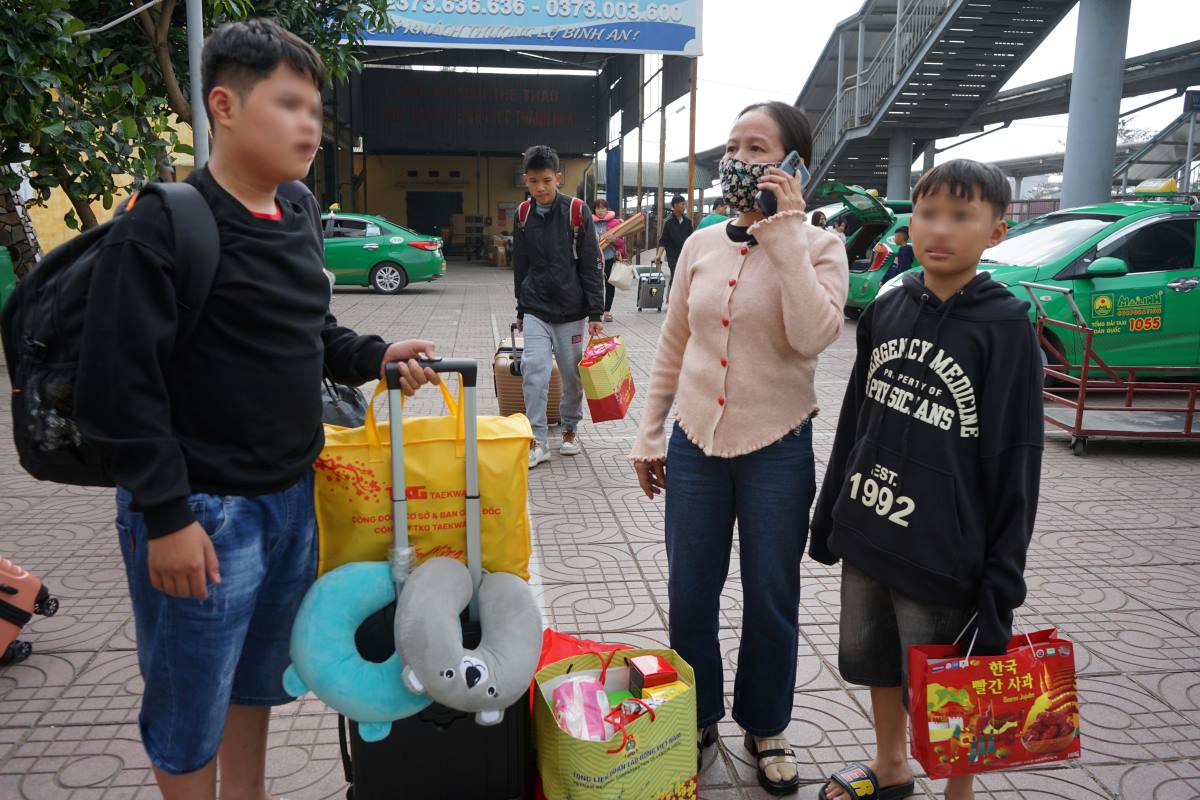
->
xmin=201 ymin=19 xmax=325 ymax=126
xmin=522 ymin=145 xmax=561 ymax=174
xmin=912 ymin=159 xmax=1011 ymax=218
xmin=896 ymin=226 xmax=909 ymax=236
xmin=671 ymin=195 xmax=685 ymax=206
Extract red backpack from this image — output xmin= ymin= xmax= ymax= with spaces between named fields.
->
xmin=517 ymin=196 xmax=589 ymax=260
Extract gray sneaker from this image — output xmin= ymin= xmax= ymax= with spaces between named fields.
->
xmin=561 ymin=431 xmax=582 ymax=456
xmin=528 ymin=442 xmax=550 ymax=469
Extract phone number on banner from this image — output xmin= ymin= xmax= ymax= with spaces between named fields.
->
xmin=391 ymin=0 xmax=686 ymax=22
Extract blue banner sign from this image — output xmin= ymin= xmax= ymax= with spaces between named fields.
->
xmin=363 ymin=0 xmax=702 ymax=56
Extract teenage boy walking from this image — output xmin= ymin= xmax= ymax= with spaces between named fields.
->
xmin=811 ymin=160 xmax=1043 ymax=800
xmin=75 ymin=19 xmax=438 ymax=799
xmin=513 ymin=144 xmax=605 ymax=468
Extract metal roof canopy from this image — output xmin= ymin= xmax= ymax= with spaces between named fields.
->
xmin=973 ymin=40 xmax=1200 ymax=126
xmin=596 ymin=157 xmax=714 ymax=193
xmin=1113 ymin=112 xmax=1200 ymax=186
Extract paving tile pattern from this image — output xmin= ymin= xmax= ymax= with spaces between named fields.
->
xmin=1 ymin=262 xmax=1197 ymax=798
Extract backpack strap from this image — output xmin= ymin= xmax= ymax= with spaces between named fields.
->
xmin=517 ymin=199 xmax=532 ymax=230
xmin=126 ymin=182 xmax=220 ymax=343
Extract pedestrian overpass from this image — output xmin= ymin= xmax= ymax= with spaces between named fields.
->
xmin=798 ymin=0 xmax=1079 ymax=199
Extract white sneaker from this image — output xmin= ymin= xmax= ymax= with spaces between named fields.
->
xmin=528 ymin=443 xmax=550 ymax=469
xmin=561 ymin=431 xmax=582 ymax=456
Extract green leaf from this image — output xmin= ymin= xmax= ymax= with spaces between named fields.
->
xmin=121 ymin=117 xmax=138 ymax=139
xmin=174 ymin=141 xmax=195 ymax=155
xmin=110 ymin=63 xmax=128 ymax=76
xmin=131 ymin=73 xmax=146 ymax=97
xmin=40 ymin=120 xmax=65 ymax=137
xmin=62 ymin=17 xmax=84 ymax=36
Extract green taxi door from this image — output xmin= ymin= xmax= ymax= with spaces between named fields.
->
xmin=1075 ymin=215 xmax=1200 ymax=368
xmin=324 ymin=216 xmax=381 ymax=285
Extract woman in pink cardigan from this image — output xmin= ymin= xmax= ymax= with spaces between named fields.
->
xmin=631 ymin=101 xmax=848 ymax=794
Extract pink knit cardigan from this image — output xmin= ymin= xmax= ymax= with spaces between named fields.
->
xmin=630 ymin=210 xmax=849 ymax=461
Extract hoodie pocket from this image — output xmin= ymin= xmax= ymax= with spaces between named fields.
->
xmin=831 ymin=437 xmax=965 ymax=582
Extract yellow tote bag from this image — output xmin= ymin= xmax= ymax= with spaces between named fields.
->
xmin=313 ymin=379 xmax=533 ymax=579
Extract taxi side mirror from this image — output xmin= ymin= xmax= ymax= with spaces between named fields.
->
xmin=1086 ymin=256 xmax=1128 ymax=278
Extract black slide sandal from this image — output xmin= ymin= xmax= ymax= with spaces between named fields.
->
xmin=818 ymin=762 xmax=915 ymax=800
xmin=744 ymin=732 xmax=801 ymax=795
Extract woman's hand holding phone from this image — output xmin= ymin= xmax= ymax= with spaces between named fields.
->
xmin=755 ymin=166 xmax=807 ymax=217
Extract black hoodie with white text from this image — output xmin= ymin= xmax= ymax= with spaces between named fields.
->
xmin=811 ymin=271 xmax=1044 ymax=654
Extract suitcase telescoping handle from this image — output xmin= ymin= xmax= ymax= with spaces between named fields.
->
xmin=383 ymin=358 xmax=484 ymax=622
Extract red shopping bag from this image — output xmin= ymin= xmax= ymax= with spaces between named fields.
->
xmin=578 ymin=336 xmax=635 ymax=422
xmin=908 ymin=627 xmax=1080 ymax=778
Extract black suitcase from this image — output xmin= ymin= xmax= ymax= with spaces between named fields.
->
xmin=637 ymin=272 xmax=666 ymax=312
xmin=338 ymin=358 xmax=533 ymax=800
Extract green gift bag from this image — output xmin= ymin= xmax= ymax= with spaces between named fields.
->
xmin=534 ymin=648 xmax=698 ymax=800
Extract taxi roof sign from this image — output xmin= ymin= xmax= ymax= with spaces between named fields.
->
xmin=1133 ymin=177 xmax=1178 ymax=195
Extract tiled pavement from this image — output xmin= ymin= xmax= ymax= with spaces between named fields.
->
xmin=1 ymin=261 xmax=1198 ymax=799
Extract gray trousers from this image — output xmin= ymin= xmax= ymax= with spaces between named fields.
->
xmin=521 ymin=315 xmax=585 ymax=446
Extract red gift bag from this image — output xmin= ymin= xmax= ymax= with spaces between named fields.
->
xmin=908 ymin=626 xmax=1080 ymax=778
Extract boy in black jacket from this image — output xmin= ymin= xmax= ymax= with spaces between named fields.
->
xmin=75 ymin=20 xmax=438 ymax=799
xmin=812 ymin=160 xmax=1043 ymax=800
xmin=513 ymin=144 xmax=605 ymax=468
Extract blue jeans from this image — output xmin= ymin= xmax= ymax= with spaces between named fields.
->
xmin=521 ymin=314 xmax=586 ymax=446
xmin=116 ymin=472 xmax=317 ymax=774
xmin=665 ymin=421 xmax=816 ymax=735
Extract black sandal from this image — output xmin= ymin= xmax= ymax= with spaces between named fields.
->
xmin=697 ymin=724 xmax=718 ymax=772
xmin=818 ymin=762 xmax=915 ymax=800
xmin=744 ymin=732 xmax=801 ymax=795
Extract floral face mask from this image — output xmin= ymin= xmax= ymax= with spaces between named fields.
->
xmin=719 ymin=157 xmax=782 ymax=213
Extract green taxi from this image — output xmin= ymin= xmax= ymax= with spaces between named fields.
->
xmin=321 ymin=212 xmax=445 ymax=294
xmin=877 ymin=198 xmax=1200 ymax=369
xmin=814 ymin=183 xmax=918 ymax=318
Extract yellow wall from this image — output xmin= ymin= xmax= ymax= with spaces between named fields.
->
xmin=27 ymin=122 xmax=195 ymax=252
xmin=357 ymin=154 xmax=592 ymax=236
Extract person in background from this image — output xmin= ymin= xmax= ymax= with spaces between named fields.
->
xmin=653 ymin=194 xmax=694 ymax=301
xmin=592 ymin=197 xmax=628 ymax=323
xmin=831 ymin=217 xmax=849 ymax=244
xmin=880 ymin=225 xmax=915 ymax=284
xmin=632 ymin=100 xmax=848 ymax=795
xmin=698 ymin=198 xmax=730 ymax=229
xmin=811 ymin=210 xmax=827 ymax=228
xmin=513 ymin=144 xmax=605 ymax=468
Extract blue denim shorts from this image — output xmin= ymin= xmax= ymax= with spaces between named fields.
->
xmin=116 ymin=472 xmax=317 ymax=775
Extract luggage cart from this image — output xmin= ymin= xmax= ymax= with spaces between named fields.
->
xmin=1020 ymin=282 xmax=1199 ymax=456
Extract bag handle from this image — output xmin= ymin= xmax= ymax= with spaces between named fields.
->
xmin=951 ymin=610 xmax=1037 ymax=659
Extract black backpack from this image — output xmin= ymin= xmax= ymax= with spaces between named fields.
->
xmin=0 ymin=182 xmax=219 ymax=486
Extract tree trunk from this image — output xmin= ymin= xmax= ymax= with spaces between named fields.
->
xmin=137 ymin=0 xmax=191 ymax=124
xmin=34 ymin=141 xmax=98 ymax=230
xmin=0 ymin=166 xmax=44 ymax=279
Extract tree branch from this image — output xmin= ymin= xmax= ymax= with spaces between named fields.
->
xmin=36 ymin=139 xmax=98 ymax=229
xmin=136 ymin=0 xmax=191 ymax=123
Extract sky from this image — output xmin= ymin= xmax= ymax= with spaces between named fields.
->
xmin=651 ymin=0 xmax=1200 ymax=178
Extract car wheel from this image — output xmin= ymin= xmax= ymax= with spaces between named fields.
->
xmin=844 ymin=306 xmax=863 ymax=321
xmin=369 ymin=262 xmax=408 ymax=294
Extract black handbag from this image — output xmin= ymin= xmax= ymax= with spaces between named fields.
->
xmin=321 ymin=376 xmax=368 ymax=428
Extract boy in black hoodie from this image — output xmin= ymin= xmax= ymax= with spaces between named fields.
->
xmin=812 ymin=160 xmax=1043 ymax=800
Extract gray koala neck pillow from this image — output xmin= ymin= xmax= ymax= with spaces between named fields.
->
xmin=395 ymin=557 xmax=543 ymax=725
